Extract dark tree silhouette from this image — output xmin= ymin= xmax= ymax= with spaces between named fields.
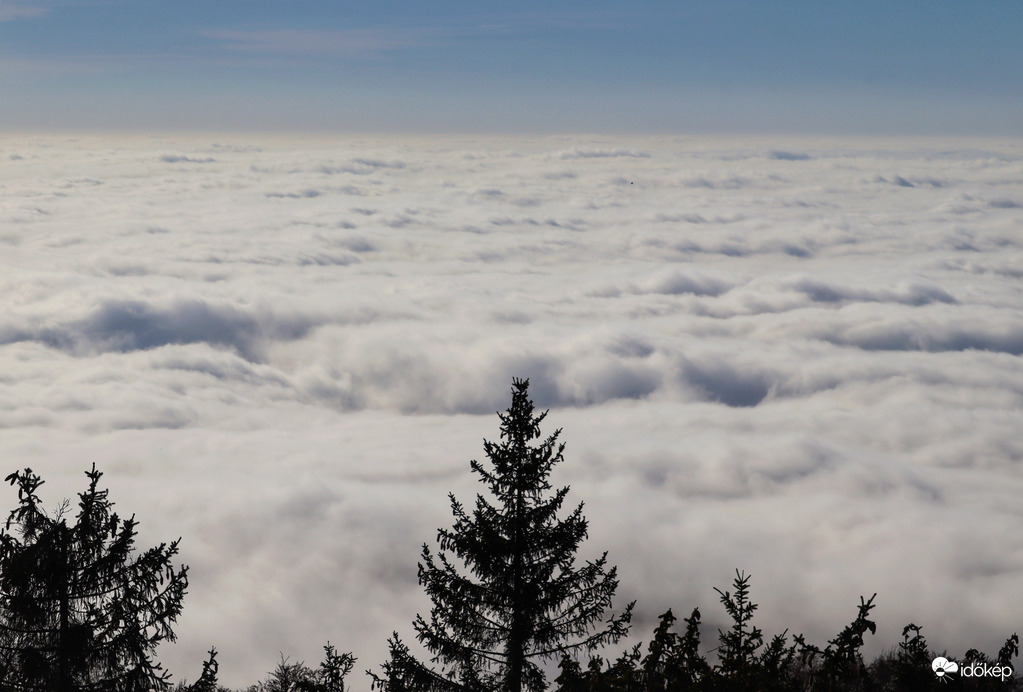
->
xmin=713 ymin=569 xmax=764 ymax=686
xmin=247 ymin=645 xmax=355 ymax=692
xmin=792 ymin=593 xmax=876 ymax=691
xmin=556 ymin=607 xmax=710 ymax=692
xmin=372 ymin=378 xmax=633 ymax=692
xmin=551 ymin=572 xmax=883 ymax=692
xmin=177 ymin=648 xmax=222 ymax=692
xmin=710 ymin=570 xmax=796 ymax=691
xmin=317 ymin=643 xmax=357 ymax=692
xmin=248 ymin=656 xmax=317 ymax=692
xmin=0 ymin=465 xmax=188 ymax=692
xmin=655 ymin=608 xmax=710 ymax=690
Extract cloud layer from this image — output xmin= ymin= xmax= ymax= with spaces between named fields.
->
xmin=1 ymin=134 xmax=1022 ymax=687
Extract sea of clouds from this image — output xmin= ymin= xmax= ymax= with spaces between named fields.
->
xmin=1 ymin=133 xmax=1021 ymax=687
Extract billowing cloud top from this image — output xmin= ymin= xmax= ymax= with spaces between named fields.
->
xmin=1 ymin=134 xmax=1022 ymax=687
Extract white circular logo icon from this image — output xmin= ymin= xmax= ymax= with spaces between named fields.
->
xmin=932 ymin=657 xmax=959 ymax=678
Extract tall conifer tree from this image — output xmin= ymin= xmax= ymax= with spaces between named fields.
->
xmin=0 ymin=465 xmax=188 ymax=692
xmin=373 ymin=378 xmax=632 ymax=692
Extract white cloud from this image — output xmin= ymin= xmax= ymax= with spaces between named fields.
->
xmin=1 ymin=134 xmax=1022 ymax=687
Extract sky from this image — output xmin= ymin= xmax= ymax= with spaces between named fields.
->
xmin=1 ymin=133 xmax=1022 ymax=687
xmin=2 ymin=0 xmax=1023 ymax=134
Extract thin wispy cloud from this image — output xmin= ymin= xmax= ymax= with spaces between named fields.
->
xmin=203 ymin=27 xmax=451 ymax=59
xmin=3 ymin=2 xmax=1020 ymax=133
xmin=0 ymin=2 xmax=45 ymax=22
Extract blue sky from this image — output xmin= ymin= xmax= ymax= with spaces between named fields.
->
xmin=2 ymin=0 xmax=1022 ymax=133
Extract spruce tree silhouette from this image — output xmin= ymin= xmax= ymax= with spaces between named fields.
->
xmin=0 ymin=465 xmax=188 ymax=692
xmin=371 ymin=378 xmax=633 ymax=692
xmin=183 ymin=648 xmax=220 ymax=692
xmin=249 ymin=650 xmax=357 ymax=692
xmin=714 ymin=570 xmax=764 ymax=686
